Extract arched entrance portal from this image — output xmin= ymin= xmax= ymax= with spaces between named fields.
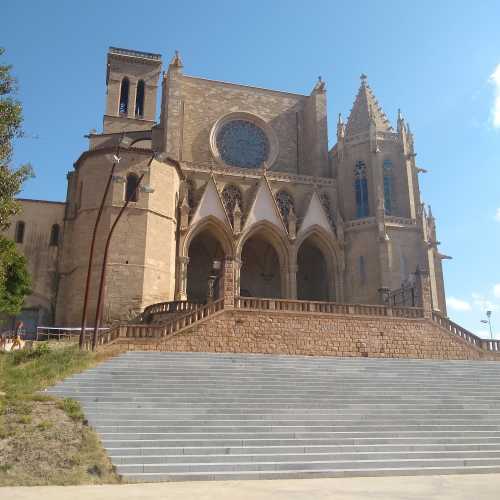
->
xmin=297 ymin=239 xmax=331 ymax=301
xmin=240 ymin=235 xmax=282 ymax=298
xmin=187 ymin=230 xmax=225 ymax=303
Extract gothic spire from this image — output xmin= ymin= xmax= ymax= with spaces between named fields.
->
xmin=345 ymin=74 xmax=392 ymax=137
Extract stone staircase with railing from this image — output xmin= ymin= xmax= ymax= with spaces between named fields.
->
xmin=48 ymin=351 xmax=500 ymax=482
xmin=91 ymin=297 xmax=500 ymax=360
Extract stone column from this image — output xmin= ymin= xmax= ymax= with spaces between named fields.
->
xmin=288 ymin=264 xmax=298 ymax=300
xmin=176 ymin=256 xmax=189 ymax=301
xmin=233 ymin=258 xmax=242 ymax=299
xmin=221 ymin=257 xmax=235 ymax=308
xmin=128 ymin=80 xmax=138 ymax=119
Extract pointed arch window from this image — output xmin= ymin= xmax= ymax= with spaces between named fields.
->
xmin=221 ymin=184 xmax=243 ymax=224
xmin=15 ymin=221 xmax=25 ymax=244
xmin=125 ymin=173 xmax=139 ymax=202
xmin=135 ymin=80 xmax=145 ymax=118
xmin=49 ymin=224 xmax=60 ymax=246
xmin=276 ymin=190 xmax=295 ymax=224
xmin=354 ymin=160 xmax=369 ymax=218
xmin=383 ymin=159 xmax=394 ymax=215
xmin=119 ymin=77 xmax=129 ymax=115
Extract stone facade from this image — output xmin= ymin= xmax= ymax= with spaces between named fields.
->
xmin=3 ymin=47 xmax=449 ymax=331
xmin=2 ymin=199 xmax=65 ymax=331
xmin=116 ymin=309 xmax=497 ymax=361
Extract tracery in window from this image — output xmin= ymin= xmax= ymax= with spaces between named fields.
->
xmin=354 ymin=160 xmax=369 ymax=218
xmin=221 ymin=184 xmax=243 ymax=224
xmin=276 ymin=190 xmax=295 ymax=224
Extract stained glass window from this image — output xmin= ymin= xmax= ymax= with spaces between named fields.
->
xmin=216 ymin=120 xmax=269 ymax=168
xmin=354 ymin=161 xmax=369 ymax=218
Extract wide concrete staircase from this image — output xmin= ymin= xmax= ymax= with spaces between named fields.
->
xmin=48 ymin=352 xmax=500 ymax=482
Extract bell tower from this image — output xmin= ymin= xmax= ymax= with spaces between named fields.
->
xmin=103 ymin=47 xmax=162 ymax=133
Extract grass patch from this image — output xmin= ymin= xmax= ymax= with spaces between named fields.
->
xmin=0 ymin=343 xmax=119 ymax=486
xmin=58 ymin=398 xmax=84 ymax=421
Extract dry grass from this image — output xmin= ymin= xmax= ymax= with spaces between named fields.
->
xmin=0 ymin=343 xmax=120 ymax=486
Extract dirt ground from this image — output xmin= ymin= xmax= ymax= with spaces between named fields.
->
xmin=0 ymin=398 xmax=118 ymax=486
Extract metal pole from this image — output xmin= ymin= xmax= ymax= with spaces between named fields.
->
xmin=487 ymin=311 xmax=493 ymax=340
xmin=79 ymin=159 xmax=119 ymax=350
xmin=91 ymin=173 xmax=145 ymax=351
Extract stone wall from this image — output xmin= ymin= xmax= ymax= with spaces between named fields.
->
xmin=154 ymin=309 xmax=494 ymax=361
xmin=3 ymin=200 xmax=65 ymax=329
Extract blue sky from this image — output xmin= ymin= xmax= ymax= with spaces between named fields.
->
xmin=3 ymin=0 xmax=500 ymax=336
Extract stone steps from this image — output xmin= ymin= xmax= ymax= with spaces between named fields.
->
xmin=47 ymin=352 xmax=500 ymax=482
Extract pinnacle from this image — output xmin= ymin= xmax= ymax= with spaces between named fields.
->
xmin=169 ymin=50 xmax=183 ymax=68
xmin=346 ymin=75 xmax=392 ymax=137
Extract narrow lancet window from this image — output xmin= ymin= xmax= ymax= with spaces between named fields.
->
xmin=135 ymin=80 xmax=145 ymax=118
xmin=15 ymin=221 xmax=25 ymax=244
xmin=119 ymin=77 xmax=129 ymax=115
xmin=126 ymin=173 xmax=139 ymax=202
xmin=49 ymin=224 xmax=60 ymax=246
xmin=354 ymin=160 xmax=369 ymax=218
xmin=383 ymin=159 xmax=394 ymax=215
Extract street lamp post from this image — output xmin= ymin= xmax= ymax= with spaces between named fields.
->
xmin=79 ymin=136 xmax=132 ymax=349
xmin=481 ymin=310 xmax=494 ymax=340
xmin=91 ymin=152 xmax=162 ymax=351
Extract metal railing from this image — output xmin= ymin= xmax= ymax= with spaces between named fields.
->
xmin=36 ymin=326 xmax=109 ymax=342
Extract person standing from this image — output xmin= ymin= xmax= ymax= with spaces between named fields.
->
xmin=12 ymin=321 xmax=24 ymax=350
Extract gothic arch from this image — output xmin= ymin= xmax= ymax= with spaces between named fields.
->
xmin=237 ymin=220 xmax=290 ymax=298
xmin=181 ymin=216 xmax=235 ymax=302
xmin=294 ymin=225 xmax=343 ymax=301
xmin=182 ymin=215 xmax=234 ymax=259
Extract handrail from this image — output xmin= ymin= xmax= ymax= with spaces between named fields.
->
xmin=94 ymin=299 xmax=225 ymax=348
xmin=137 ymin=300 xmax=200 ymax=323
xmin=235 ymin=297 xmax=424 ymax=319
xmin=36 ymin=326 xmax=109 ymax=342
xmin=431 ymin=311 xmax=500 ymax=352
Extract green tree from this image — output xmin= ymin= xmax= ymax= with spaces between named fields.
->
xmin=0 ymin=47 xmax=33 ymax=317
xmin=0 ymin=47 xmax=34 ymax=231
xmin=0 ymin=237 xmax=30 ymax=315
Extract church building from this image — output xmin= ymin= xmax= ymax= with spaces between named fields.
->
xmin=4 ymin=47 xmax=448 ymax=331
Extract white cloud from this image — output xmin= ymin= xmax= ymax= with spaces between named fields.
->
xmin=472 ymin=292 xmax=498 ymax=312
xmin=494 ymin=284 xmax=500 ymax=299
xmin=495 ymin=208 xmax=500 ymax=222
xmin=490 ymin=64 xmax=500 ymax=128
xmin=447 ymin=296 xmax=472 ymax=312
